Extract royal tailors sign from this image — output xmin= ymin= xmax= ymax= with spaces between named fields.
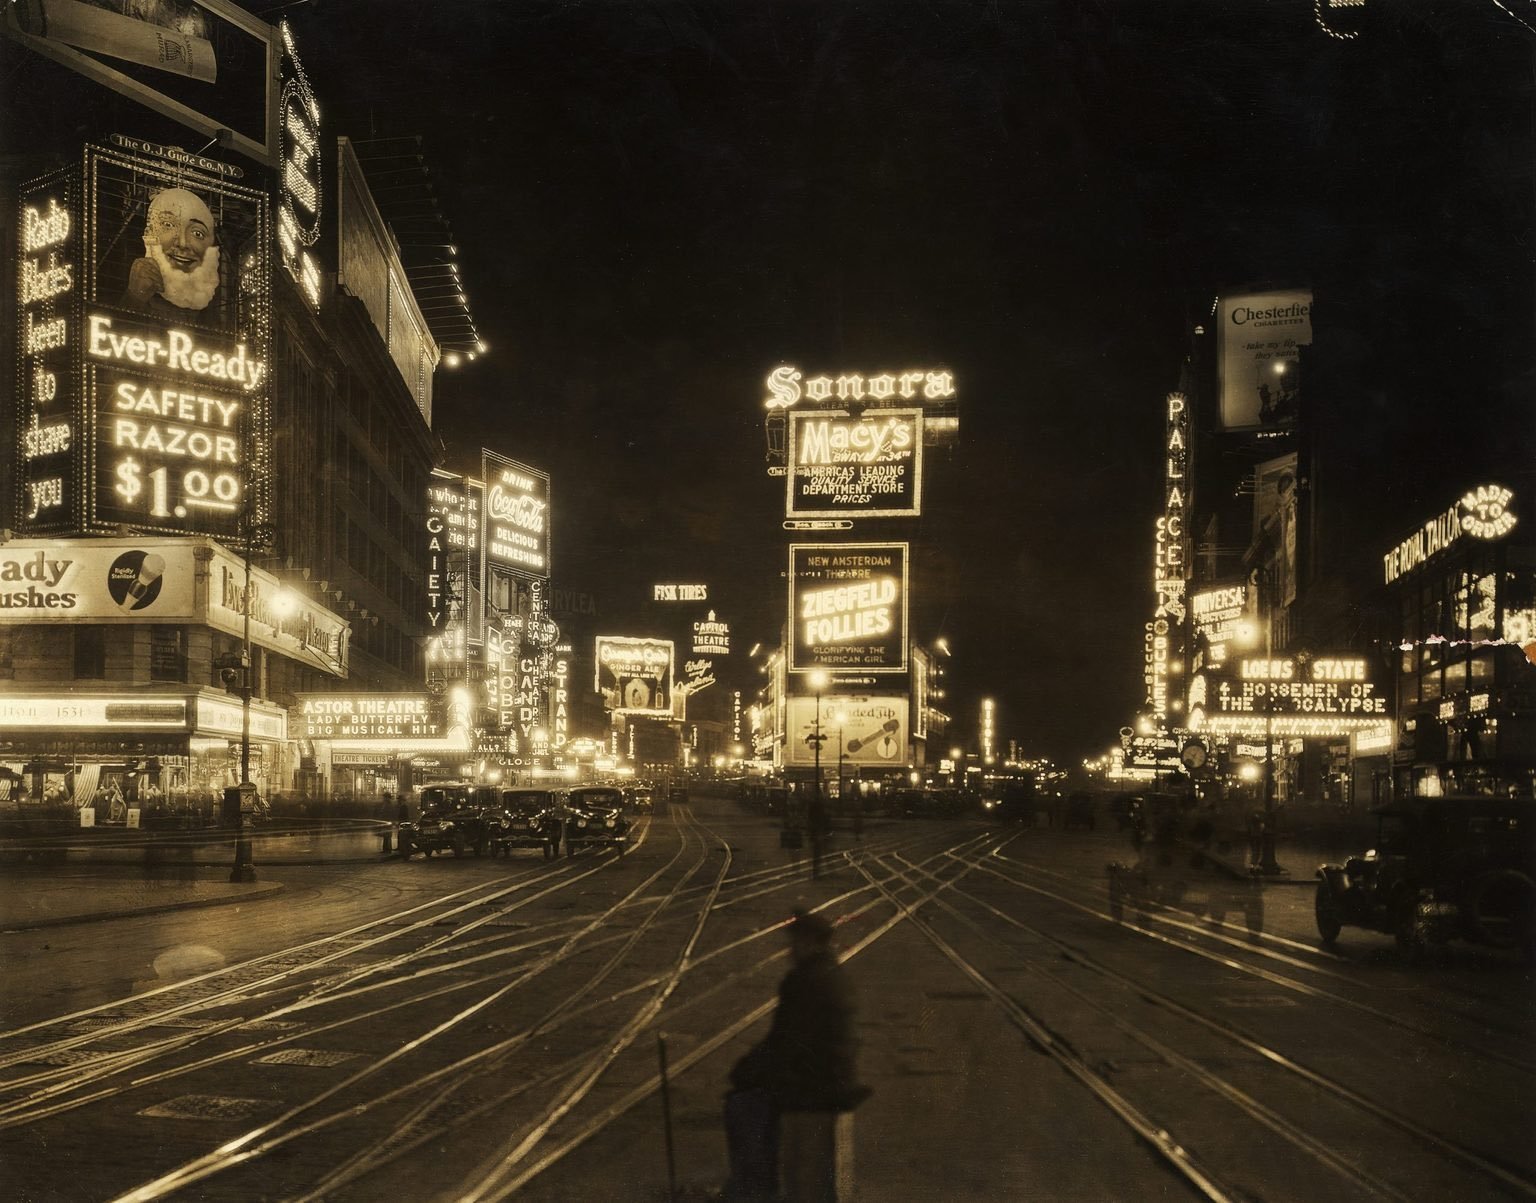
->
xmin=789 ymin=543 xmax=908 ymax=674
xmin=787 ymin=409 xmax=922 ymax=519
xmin=15 ymin=144 xmax=270 ymax=546
xmin=1381 ymin=484 xmax=1519 ymax=585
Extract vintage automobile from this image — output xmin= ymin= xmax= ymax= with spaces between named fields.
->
xmin=1314 ymin=795 xmax=1535 ymax=959
xmin=486 ymin=788 xmax=562 ymax=860
xmin=626 ymin=786 xmax=656 ymax=814
xmin=1108 ymin=809 xmax=1264 ymax=939
xmin=400 ymin=783 xmax=493 ymax=859
xmin=561 ymin=786 xmax=631 ymax=857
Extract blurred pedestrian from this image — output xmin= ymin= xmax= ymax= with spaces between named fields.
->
xmin=807 ymin=792 xmax=829 ymax=880
xmin=725 ymin=909 xmax=869 ymax=1202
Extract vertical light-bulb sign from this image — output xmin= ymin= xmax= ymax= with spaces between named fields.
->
xmin=981 ymin=698 xmax=995 ymax=764
xmin=547 ymin=644 xmax=571 ymax=750
xmin=84 ymin=144 xmax=271 ymax=546
xmin=1146 ymin=392 xmax=1189 ymax=723
xmin=16 ymin=170 xmax=80 ymax=531
xmin=481 ymin=450 xmax=550 ymax=580
xmin=277 ymin=20 xmax=322 ymax=310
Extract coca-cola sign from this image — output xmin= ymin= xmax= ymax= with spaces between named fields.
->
xmin=481 ymin=449 xmax=550 ymax=578
xmin=487 ymin=485 xmax=547 ymax=533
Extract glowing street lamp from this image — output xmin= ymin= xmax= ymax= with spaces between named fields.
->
xmin=807 ymin=669 xmax=829 ymax=808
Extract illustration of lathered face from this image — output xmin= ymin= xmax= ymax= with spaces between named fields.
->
xmin=144 ymin=187 xmax=221 ymax=310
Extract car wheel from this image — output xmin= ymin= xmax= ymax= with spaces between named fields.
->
xmin=1393 ymin=897 xmax=1425 ymax=961
xmin=1314 ymin=881 xmax=1343 ymax=945
xmin=474 ymin=832 xmax=490 ymax=858
xmin=451 ymin=830 xmax=467 ymax=858
xmin=566 ymin=830 xmax=576 ymax=858
xmin=421 ymin=845 xmax=433 ymax=858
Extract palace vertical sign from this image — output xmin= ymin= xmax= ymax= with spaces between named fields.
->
xmin=1146 ymin=392 xmax=1188 ymax=723
xmin=16 ymin=173 xmax=79 ymax=531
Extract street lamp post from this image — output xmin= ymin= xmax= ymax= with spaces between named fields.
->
xmin=229 ymin=538 xmax=257 ymax=883
xmin=1246 ymin=567 xmax=1282 ymax=876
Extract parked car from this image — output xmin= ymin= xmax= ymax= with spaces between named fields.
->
xmin=1314 ymin=795 xmax=1535 ymax=959
xmin=401 ymin=783 xmax=493 ymax=859
xmin=486 ymin=788 xmax=562 ymax=860
xmin=562 ymin=786 xmax=631 ymax=857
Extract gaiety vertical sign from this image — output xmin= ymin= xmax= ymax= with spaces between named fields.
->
xmin=16 ymin=170 xmax=80 ymax=532
xmin=83 ymin=144 xmax=271 ymax=546
xmin=788 ymin=543 xmax=908 ymax=674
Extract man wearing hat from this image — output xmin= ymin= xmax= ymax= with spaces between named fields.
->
xmin=725 ymin=909 xmax=870 ymax=1201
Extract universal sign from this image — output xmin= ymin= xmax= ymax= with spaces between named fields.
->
xmin=787 ymin=409 xmax=922 ymax=519
xmin=1382 ymin=484 xmax=1518 ymax=585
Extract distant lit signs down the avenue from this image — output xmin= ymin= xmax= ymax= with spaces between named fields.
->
xmin=653 ymin=583 xmax=707 ymax=601
xmin=1381 ymin=484 xmax=1518 ymax=585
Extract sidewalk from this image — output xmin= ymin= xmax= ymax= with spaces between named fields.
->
xmin=0 ymin=865 xmax=285 ymax=931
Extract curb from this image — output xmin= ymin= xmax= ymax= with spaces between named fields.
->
xmin=0 ymin=880 xmax=286 ymax=932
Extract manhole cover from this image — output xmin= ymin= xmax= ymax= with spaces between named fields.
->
xmin=139 ymin=1094 xmax=268 ymax=1120
xmin=253 ymin=1048 xmax=362 ymax=1068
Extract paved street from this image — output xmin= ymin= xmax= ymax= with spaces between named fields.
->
xmin=1 ymin=790 xmax=1531 ymax=1202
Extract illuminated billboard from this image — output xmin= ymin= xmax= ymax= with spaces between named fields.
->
xmin=2 ymin=0 xmax=278 ymax=166
xmin=789 ymin=543 xmax=908 ymax=675
xmin=293 ymin=695 xmax=440 ymax=741
xmin=1190 ymin=583 xmax=1248 ymax=665
xmin=16 ymin=170 xmax=79 ymax=533
xmin=14 ymin=145 xmax=272 ymax=545
xmin=595 ymin=636 xmax=674 ymax=716
xmin=276 ymin=20 xmax=321 ymax=309
xmin=1189 ymin=654 xmax=1388 ymax=738
xmin=784 ymin=695 xmax=908 ymax=768
xmin=0 ymin=538 xmax=195 ymax=621
xmin=787 ymin=409 xmax=922 ymax=519
xmin=1217 ymin=289 xmax=1312 ymax=431
xmin=481 ymin=450 xmax=550 ymax=579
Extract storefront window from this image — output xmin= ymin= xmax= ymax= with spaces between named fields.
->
xmin=1443 ymin=659 xmax=1467 ymax=695
xmin=150 ymin=627 xmax=187 ymax=683
xmin=1469 ymin=652 xmax=1495 ymax=685
xmin=1420 ymin=669 xmax=1442 ymax=702
xmin=73 ymin=628 xmax=106 ymax=679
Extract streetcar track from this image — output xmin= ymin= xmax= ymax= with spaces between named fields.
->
xmin=956 ymin=848 xmax=1536 ymax=1077
xmin=896 ymin=848 xmax=1536 ymax=1200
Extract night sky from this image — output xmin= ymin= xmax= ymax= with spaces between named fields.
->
xmin=6 ymin=1 xmax=1532 ymax=764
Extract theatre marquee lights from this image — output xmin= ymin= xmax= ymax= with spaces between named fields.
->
xmin=277 ymin=21 xmax=323 ymax=310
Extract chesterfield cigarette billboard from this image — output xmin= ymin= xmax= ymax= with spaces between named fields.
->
xmin=789 ymin=543 xmax=908 ymax=674
xmin=1217 ymin=289 xmax=1312 ymax=431
xmin=787 ymin=409 xmax=922 ymax=519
